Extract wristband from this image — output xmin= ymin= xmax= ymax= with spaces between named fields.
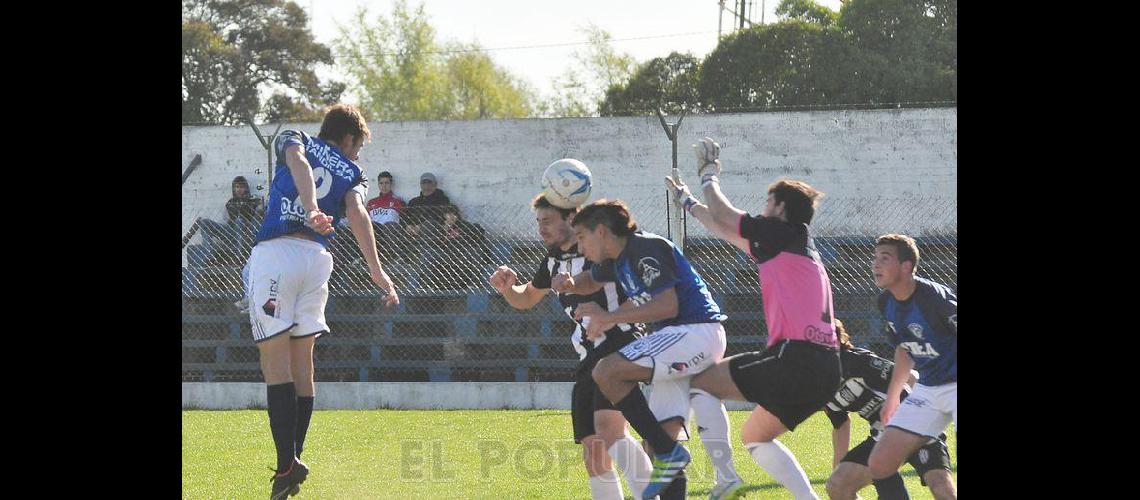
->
xmin=681 ymin=194 xmax=699 ymax=213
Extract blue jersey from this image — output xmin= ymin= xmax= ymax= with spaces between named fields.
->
xmin=878 ymin=276 xmax=957 ymax=386
xmin=255 ymin=130 xmax=368 ymax=248
xmin=591 ymin=231 xmax=726 ymax=331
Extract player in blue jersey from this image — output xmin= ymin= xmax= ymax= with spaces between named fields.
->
xmin=552 ymin=199 xmax=728 ymax=500
xmin=824 ymin=319 xmax=954 ymax=500
xmin=247 ymin=104 xmax=401 ymax=499
xmin=489 ymin=193 xmax=653 ymax=500
xmin=866 ymin=234 xmax=957 ymax=500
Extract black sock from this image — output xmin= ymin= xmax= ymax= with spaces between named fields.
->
xmin=266 ymin=382 xmax=297 ymax=473
xmin=613 ymin=389 xmax=675 ymax=454
xmin=295 ymin=396 xmax=315 ymax=458
xmin=872 ymin=472 xmax=911 ymax=500
xmin=658 ymin=469 xmax=687 ymax=500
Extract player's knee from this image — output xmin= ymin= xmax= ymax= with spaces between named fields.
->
xmin=592 ymin=356 xmax=618 ymax=384
xmin=825 ymin=474 xmax=847 ymax=498
xmin=581 ymin=437 xmax=609 ymax=475
xmin=866 ymin=453 xmax=897 ymax=481
xmin=825 ymin=467 xmax=860 ymax=499
xmin=740 ymin=425 xmax=776 ymax=445
xmin=593 ymin=420 xmax=626 ymax=446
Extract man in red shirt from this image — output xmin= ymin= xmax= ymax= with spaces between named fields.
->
xmin=365 ymin=171 xmax=406 ymax=225
xmin=360 ymin=171 xmax=407 ymax=265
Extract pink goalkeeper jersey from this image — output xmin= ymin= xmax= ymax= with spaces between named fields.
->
xmin=739 ymin=214 xmax=838 ymax=348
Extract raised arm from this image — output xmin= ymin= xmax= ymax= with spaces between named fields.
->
xmin=665 ymin=176 xmax=750 ymax=254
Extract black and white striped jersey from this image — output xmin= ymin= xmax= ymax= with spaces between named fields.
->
xmin=824 ymin=346 xmax=912 ymax=437
xmin=532 ymin=244 xmax=644 ymax=361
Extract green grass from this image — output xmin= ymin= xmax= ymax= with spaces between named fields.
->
xmin=183 ymin=410 xmax=956 ymax=499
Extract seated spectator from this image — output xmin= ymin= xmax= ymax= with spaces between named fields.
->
xmin=404 ymin=172 xmax=451 ymax=237
xmin=367 ymin=171 xmax=406 ymax=225
xmin=421 ymin=204 xmax=489 ymax=290
xmin=199 ymin=176 xmax=264 ymax=265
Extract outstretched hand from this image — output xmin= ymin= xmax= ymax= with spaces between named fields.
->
xmin=693 ymin=137 xmax=722 ymax=178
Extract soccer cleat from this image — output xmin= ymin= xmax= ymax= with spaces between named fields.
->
xmin=269 ymin=460 xmax=309 ymax=500
xmin=709 ymin=478 xmax=745 ymax=500
xmin=641 ymin=443 xmax=691 ymax=500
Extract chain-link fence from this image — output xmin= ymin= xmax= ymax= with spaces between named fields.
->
xmin=182 ymin=189 xmax=956 ymax=383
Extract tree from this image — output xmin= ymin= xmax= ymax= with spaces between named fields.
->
xmin=544 ymin=24 xmax=637 ymax=117
xmin=776 ymin=0 xmax=839 ymax=26
xmin=698 ymin=20 xmax=860 ymax=111
xmin=838 ymin=0 xmax=956 ymax=104
xmin=335 ymin=0 xmax=536 ymax=120
xmin=696 ymin=0 xmax=955 ymax=111
xmin=600 ymin=52 xmax=702 ymax=117
xmin=181 ymin=0 xmax=343 ymax=125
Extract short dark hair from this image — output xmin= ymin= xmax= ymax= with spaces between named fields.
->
xmin=378 ymin=171 xmax=393 ymax=181
xmin=318 ymin=104 xmax=370 ymax=145
xmin=875 ymin=234 xmax=920 ymax=273
xmin=531 ymin=193 xmax=577 ymax=220
xmin=768 ymin=179 xmax=823 ymax=225
xmin=570 ymin=199 xmax=638 ymax=237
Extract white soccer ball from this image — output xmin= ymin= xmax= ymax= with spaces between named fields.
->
xmin=541 ymin=158 xmax=593 ymax=209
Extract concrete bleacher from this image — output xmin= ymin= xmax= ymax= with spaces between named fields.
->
xmin=182 ymin=236 xmax=936 ymax=383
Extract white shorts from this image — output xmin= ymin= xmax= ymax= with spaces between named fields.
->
xmin=619 ymin=322 xmax=727 ymax=426
xmin=247 ymin=237 xmax=334 ymax=343
xmin=887 ymin=382 xmax=957 ymax=440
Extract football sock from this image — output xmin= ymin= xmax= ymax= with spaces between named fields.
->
xmin=266 ymin=382 xmax=297 ymax=473
xmin=658 ymin=468 xmax=687 ymax=500
xmin=295 ymin=395 xmax=315 ymax=458
xmin=614 ymin=389 xmax=675 ymax=454
xmin=690 ymin=389 xmax=740 ymax=484
xmin=745 ymin=440 xmax=818 ymax=500
xmin=588 ymin=469 xmax=624 ymax=500
xmin=609 ymin=435 xmax=652 ymax=498
xmin=873 ymin=472 xmax=911 ymax=500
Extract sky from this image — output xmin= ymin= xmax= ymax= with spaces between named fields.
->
xmin=302 ymin=0 xmax=846 ymax=103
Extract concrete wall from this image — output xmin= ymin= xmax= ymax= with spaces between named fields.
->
xmin=181 ymin=382 xmax=758 ymax=411
xmin=182 ymin=108 xmax=956 ymax=239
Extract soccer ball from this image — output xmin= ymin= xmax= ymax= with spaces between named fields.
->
xmin=541 ymin=159 xmax=592 ymax=209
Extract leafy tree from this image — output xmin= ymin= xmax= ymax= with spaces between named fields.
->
xmin=838 ymin=0 xmax=956 ymax=104
xmin=335 ymin=0 xmax=535 ymax=120
xmin=181 ymin=0 xmax=342 ymax=125
xmin=698 ymin=20 xmax=859 ymax=111
xmin=544 ymin=24 xmax=636 ymax=117
xmin=600 ymin=52 xmax=702 ymax=116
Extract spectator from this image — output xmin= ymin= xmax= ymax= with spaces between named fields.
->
xmin=404 ymin=172 xmax=451 ymax=236
xmin=199 ymin=176 xmax=264 ymax=264
xmin=366 ymin=171 xmax=406 ymax=225
xmin=423 ymin=204 xmax=489 ymax=290
xmin=343 ymin=171 xmax=410 ymax=266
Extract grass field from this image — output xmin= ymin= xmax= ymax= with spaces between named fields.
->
xmin=183 ymin=409 xmax=956 ymax=499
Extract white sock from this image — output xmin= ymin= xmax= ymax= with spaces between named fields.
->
xmin=609 ymin=435 xmax=652 ymax=499
xmin=746 ymin=440 xmax=819 ymax=500
xmin=690 ymin=388 xmax=741 ymax=484
xmin=588 ymin=469 xmax=624 ymax=500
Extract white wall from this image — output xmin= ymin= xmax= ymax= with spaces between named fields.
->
xmin=182 ymin=108 xmax=956 ymax=239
